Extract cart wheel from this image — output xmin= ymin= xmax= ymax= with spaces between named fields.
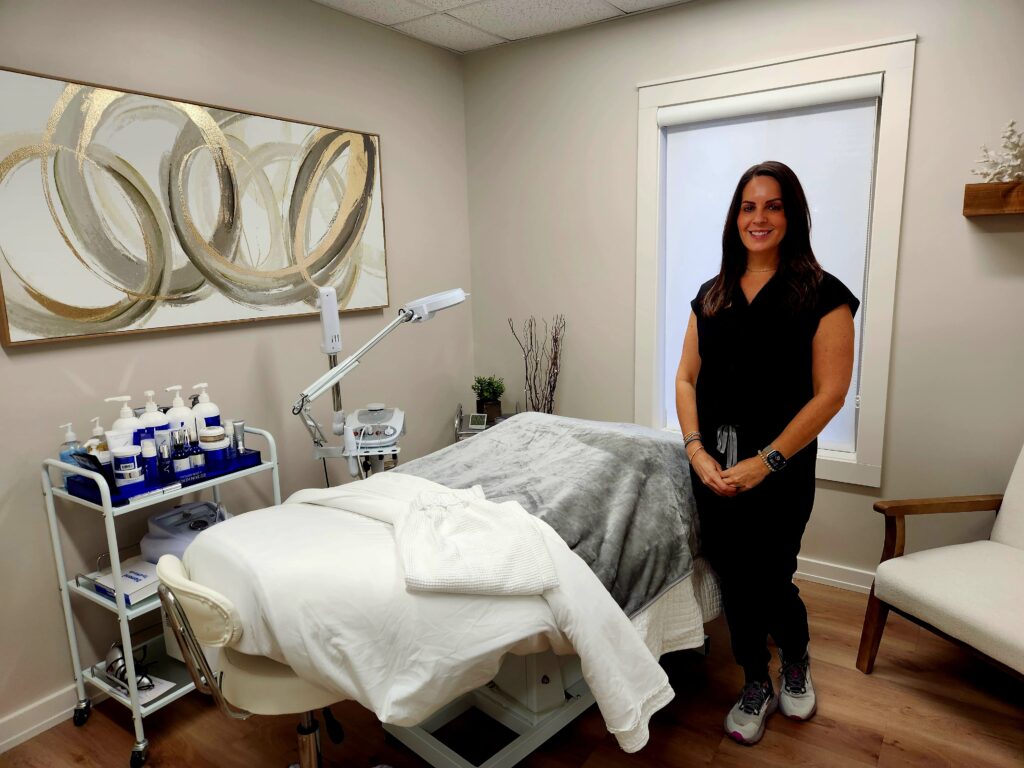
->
xmin=129 ymin=747 xmax=148 ymax=767
xmin=72 ymin=700 xmax=91 ymax=726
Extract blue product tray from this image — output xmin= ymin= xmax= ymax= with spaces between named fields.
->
xmin=64 ymin=450 xmax=262 ymax=506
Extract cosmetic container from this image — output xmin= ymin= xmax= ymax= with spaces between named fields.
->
xmin=157 ymin=442 xmax=175 ymax=484
xmin=105 ymin=396 xmax=142 ymax=445
xmin=165 ymin=386 xmax=197 ymax=438
xmin=58 ymin=424 xmax=82 ymax=485
xmin=188 ymin=432 xmax=207 ymax=478
xmin=233 ymin=420 xmax=246 ymax=454
xmin=192 ymin=383 xmax=221 ymax=429
xmin=222 ymin=419 xmax=236 ymax=461
xmin=199 ymin=426 xmax=229 ymax=472
xmin=111 ymin=446 xmax=145 ymax=490
xmin=140 ymin=439 xmax=159 ymax=486
xmin=171 ymin=429 xmax=193 ymax=481
xmin=138 ymin=390 xmax=171 ymax=454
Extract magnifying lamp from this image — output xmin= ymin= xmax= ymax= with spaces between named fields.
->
xmin=292 ymin=287 xmax=468 ymax=467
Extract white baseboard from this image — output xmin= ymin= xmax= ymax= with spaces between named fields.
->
xmin=796 ymin=556 xmax=874 ymax=594
xmin=0 ymin=685 xmax=78 ymax=754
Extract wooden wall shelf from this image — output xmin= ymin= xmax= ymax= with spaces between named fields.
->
xmin=963 ymin=182 xmax=1024 ymax=216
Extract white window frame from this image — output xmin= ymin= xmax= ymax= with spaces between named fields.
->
xmin=633 ymin=36 xmax=917 ymax=487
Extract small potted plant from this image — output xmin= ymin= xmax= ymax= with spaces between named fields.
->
xmin=472 ymin=375 xmax=505 ymax=422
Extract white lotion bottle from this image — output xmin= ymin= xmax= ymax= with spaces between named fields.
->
xmin=88 ymin=417 xmax=111 ymax=467
xmin=105 ymin=396 xmax=142 ymax=445
xmin=139 ymin=390 xmax=172 ymax=454
xmin=191 ymin=383 xmax=221 ymax=429
xmin=165 ymin=385 xmax=197 ymax=439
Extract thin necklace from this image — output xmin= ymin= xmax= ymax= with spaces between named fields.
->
xmin=746 ymin=266 xmax=776 ymax=273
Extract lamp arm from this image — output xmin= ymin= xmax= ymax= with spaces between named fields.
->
xmin=292 ymin=308 xmax=414 ymax=416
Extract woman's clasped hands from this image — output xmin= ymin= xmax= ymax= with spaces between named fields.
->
xmin=690 ymin=451 xmax=770 ymax=496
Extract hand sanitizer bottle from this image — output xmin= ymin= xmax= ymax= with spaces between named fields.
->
xmin=191 ymin=383 xmax=221 ymax=429
xmin=105 ymin=396 xmax=143 ymax=445
xmin=58 ymin=423 xmax=82 ymax=485
xmin=165 ymin=386 xmax=197 ymax=439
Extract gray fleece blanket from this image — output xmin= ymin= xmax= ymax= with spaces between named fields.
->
xmin=396 ymin=412 xmax=696 ymax=617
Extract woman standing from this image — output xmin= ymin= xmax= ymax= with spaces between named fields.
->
xmin=675 ymin=161 xmax=858 ymax=745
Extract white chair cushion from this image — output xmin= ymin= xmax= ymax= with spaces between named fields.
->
xmin=156 ymin=555 xmax=242 ymax=647
xmin=875 ymin=540 xmax=1024 ymax=674
xmin=991 ymin=442 xmax=1024 ymax=549
xmin=220 ymin=648 xmax=339 ymax=716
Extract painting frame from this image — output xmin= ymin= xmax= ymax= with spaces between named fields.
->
xmin=0 ymin=65 xmax=389 ymax=348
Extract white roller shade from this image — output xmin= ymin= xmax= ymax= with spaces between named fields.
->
xmin=656 ymin=73 xmax=882 ymax=128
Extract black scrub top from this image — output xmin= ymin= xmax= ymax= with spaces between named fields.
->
xmin=690 ymin=270 xmax=859 ymax=468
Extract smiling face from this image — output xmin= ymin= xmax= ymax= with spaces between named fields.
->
xmin=736 ymin=175 xmax=787 ymax=260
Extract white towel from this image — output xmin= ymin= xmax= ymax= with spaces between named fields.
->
xmin=396 ymin=485 xmax=559 ymax=596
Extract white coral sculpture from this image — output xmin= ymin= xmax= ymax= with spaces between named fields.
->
xmin=972 ymin=121 xmax=1024 ymax=182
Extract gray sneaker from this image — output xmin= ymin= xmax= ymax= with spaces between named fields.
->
xmin=724 ymin=680 xmax=777 ymax=745
xmin=778 ymin=651 xmax=816 ymax=721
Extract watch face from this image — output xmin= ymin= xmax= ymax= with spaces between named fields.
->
xmin=766 ymin=450 xmax=786 ymax=470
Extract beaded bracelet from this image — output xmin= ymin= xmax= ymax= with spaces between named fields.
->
xmin=683 ymin=431 xmax=702 ymax=447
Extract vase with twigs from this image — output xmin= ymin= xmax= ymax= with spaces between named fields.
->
xmin=508 ymin=315 xmax=566 ymax=414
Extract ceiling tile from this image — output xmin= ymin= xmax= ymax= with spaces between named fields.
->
xmin=394 ymin=13 xmax=507 ymax=52
xmin=410 ymin=0 xmax=481 ymax=10
xmin=449 ymin=0 xmax=623 ymax=40
xmin=605 ymin=0 xmax=689 ymax=12
xmin=312 ymin=0 xmax=431 ymax=26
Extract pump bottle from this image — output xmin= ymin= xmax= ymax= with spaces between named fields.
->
xmin=58 ymin=423 xmax=82 ymax=484
xmin=138 ymin=390 xmax=172 ymax=451
xmin=105 ymin=396 xmax=142 ymax=445
xmin=191 ymin=383 xmax=221 ymax=430
xmin=165 ymin=386 xmax=197 ymax=439
xmin=87 ymin=417 xmax=112 ymax=473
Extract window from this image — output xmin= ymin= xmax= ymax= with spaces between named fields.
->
xmin=634 ymin=37 xmax=917 ymax=486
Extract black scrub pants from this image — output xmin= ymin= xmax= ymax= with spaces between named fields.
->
xmin=691 ymin=458 xmax=815 ymax=684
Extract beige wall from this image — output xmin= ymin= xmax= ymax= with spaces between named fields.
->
xmin=0 ymin=0 xmax=472 ymax=725
xmin=463 ymin=0 xmax=1024 ymax=573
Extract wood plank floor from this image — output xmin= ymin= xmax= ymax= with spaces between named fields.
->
xmin=3 ymin=581 xmax=1022 ymax=768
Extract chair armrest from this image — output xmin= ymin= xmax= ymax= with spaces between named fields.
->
xmin=873 ymin=494 xmax=1003 ymax=517
xmin=871 ymin=494 xmax=1002 ymax=565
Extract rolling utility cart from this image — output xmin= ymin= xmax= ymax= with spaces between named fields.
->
xmin=41 ymin=426 xmax=281 ymax=768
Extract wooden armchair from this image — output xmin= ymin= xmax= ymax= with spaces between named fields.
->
xmin=856 ymin=445 xmax=1024 ymax=678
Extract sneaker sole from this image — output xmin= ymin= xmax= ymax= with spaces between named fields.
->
xmin=782 ymin=702 xmax=817 ymax=721
xmin=778 ymin=696 xmax=819 ymax=724
xmin=724 ymin=697 xmax=778 ymax=745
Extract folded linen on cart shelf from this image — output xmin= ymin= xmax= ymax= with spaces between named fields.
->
xmin=303 ymin=477 xmax=558 ymax=595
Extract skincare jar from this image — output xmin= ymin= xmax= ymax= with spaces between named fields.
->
xmin=198 ymin=426 xmax=229 ymax=470
xmin=111 ymin=445 xmax=145 ymax=489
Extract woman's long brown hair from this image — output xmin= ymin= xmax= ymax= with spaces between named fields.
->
xmin=701 ymin=161 xmax=822 ymax=316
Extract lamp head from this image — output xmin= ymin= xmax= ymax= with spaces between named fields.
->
xmin=401 ymin=288 xmax=468 ymax=322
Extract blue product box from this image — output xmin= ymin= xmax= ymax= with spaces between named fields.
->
xmin=64 ymin=450 xmax=261 ymax=506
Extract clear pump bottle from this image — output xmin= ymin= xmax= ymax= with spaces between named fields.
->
xmin=58 ymin=423 xmax=82 ymax=484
